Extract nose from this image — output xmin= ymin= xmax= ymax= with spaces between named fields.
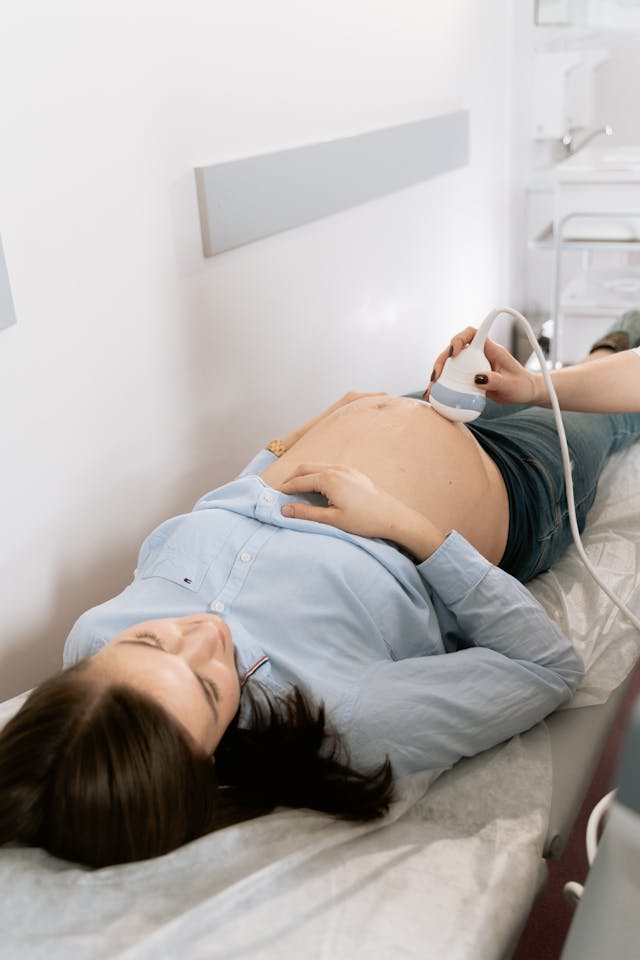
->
xmin=178 ymin=616 xmax=225 ymax=666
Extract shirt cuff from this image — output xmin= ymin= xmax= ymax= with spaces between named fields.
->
xmin=416 ymin=529 xmax=493 ymax=603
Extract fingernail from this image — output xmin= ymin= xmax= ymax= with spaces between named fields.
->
xmin=448 ymin=346 xmax=454 ymax=357
xmin=430 ymin=368 xmax=436 ymax=382
xmin=474 ymin=374 xmax=489 ymax=385
xmin=281 ymin=504 xmax=294 ymax=517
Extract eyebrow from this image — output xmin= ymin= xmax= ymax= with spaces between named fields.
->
xmin=117 ymin=637 xmax=220 ymax=724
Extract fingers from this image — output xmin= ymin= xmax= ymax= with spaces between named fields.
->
xmin=279 ymin=463 xmax=344 ymax=490
xmin=474 ymin=371 xmax=501 ymax=391
xmin=450 ymin=326 xmax=479 ymax=355
xmin=483 ymin=338 xmax=521 ymax=371
xmin=425 ymin=327 xmax=479 ymax=398
xmin=424 ymin=331 xmax=531 ymax=405
xmin=428 ymin=346 xmax=453 ymax=391
xmin=278 ymin=463 xmax=396 ymax=538
xmin=472 ymin=366 xmax=537 ymax=404
xmin=281 ymin=501 xmax=339 ymax=524
xmin=279 ymin=463 xmax=357 ymax=509
xmin=279 ymin=464 xmax=346 ymax=524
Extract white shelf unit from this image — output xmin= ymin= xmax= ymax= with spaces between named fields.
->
xmin=549 ymin=211 xmax=640 ymax=366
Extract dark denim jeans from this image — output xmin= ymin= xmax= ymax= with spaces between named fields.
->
xmin=407 ymin=394 xmax=640 ymax=582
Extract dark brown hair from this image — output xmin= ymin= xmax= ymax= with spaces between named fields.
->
xmin=0 ymin=662 xmax=393 ymax=868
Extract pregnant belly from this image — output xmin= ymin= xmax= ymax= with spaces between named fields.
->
xmin=261 ymin=396 xmax=510 ymax=563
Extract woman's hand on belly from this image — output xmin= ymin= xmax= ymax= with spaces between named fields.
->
xmin=279 ymin=463 xmax=446 ymax=563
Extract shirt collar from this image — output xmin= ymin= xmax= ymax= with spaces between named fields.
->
xmin=226 ymin=617 xmax=271 ymax=688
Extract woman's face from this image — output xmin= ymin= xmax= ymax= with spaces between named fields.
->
xmin=90 ymin=614 xmax=241 ymax=754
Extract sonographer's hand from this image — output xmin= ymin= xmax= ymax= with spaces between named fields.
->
xmin=425 ymin=329 xmax=540 ymax=405
xmin=278 ymin=463 xmax=445 ymax=562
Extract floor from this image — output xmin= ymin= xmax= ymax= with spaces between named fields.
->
xmin=511 ymin=665 xmax=640 ymax=960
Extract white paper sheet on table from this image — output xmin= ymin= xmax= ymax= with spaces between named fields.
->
xmin=0 ymin=726 xmax=550 ymax=960
xmin=528 ymin=444 xmax=640 ymax=706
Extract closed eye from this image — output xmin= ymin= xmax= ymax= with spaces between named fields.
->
xmin=120 ymin=633 xmax=220 ymax=724
xmin=134 ymin=630 xmax=162 ymax=643
xmin=197 ymin=677 xmax=221 ymax=723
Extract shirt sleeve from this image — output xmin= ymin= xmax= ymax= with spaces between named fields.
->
xmin=344 ymin=531 xmax=584 ymax=777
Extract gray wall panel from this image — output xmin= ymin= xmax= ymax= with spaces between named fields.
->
xmin=196 ymin=110 xmax=469 ymax=256
xmin=0 ymin=236 xmax=16 ymax=331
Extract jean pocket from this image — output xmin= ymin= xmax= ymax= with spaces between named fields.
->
xmin=527 ymin=531 xmax=556 ymax=580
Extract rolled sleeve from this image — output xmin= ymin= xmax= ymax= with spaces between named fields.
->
xmin=417 ymin=530 xmax=492 ymax=601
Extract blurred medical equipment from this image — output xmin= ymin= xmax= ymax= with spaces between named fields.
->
xmin=560 ymin=698 xmax=640 ymax=958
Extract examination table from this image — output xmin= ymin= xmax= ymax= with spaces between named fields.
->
xmin=1 ymin=441 xmax=639 ymax=960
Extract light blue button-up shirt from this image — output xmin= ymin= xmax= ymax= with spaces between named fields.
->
xmin=64 ymin=449 xmax=584 ymax=776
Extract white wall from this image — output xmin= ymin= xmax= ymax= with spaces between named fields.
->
xmin=0 ymin=0 xmax=512 ymax=700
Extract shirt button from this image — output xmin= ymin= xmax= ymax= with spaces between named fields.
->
xmin=211 ymin=601 xmax=225 ymax=613
xmin=263 ymin=492 xmax=274 ymax=503
xmin=240 ymin=552 xmax=251 ymax=563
